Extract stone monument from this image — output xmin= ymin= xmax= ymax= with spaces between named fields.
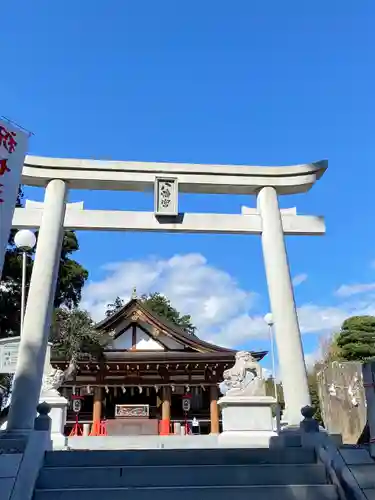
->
xmin=218 ymin=351 xmax=278 ymax=447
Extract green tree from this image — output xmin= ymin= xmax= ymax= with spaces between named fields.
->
xmin=0 ymin=188 xmax=27 ymax=336
xmin=319 ymin=334 xmax=343 ymax=365
xmin=264 ymin=377 xmax=285 ymax=418
xmin=264 ymin=377 xmax=284 ymax=406
xmin=50 ymin=308 xmax=105 ymax=361
xmin=0 ymin=187 xmax=23 ymax=392
xmin=264 ymin=374 xmax=323 ymax=425
xmin=307 ymin=370 xmax=323 ymax=426
xmin=105 ymin=296 xmax=125 ymax=317
xmin=0 ymin=218 xmax=88 ymax=337
xmin=335 ymin=316 xmax=375 ymax=361
xmin=0 ymin=374 xmax=13 ymax=408
xmin=105 ymin=292 xmax=196 ymax=334
xmin=141 ymin=292 xmax=195 ymax=334
xmin=54 ymin=231 xmax=89 ymax=308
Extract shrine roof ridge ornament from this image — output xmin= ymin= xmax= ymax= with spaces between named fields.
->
xmin=21 ymin=155 xmax=327 ymax=195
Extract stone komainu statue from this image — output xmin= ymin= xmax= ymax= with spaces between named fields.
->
xmin=41 ymin=356 xmax=77 ymax=396
xmin=219 ymin=351 xmax=265 ymax=397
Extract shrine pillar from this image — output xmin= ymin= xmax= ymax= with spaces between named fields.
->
xmin=160 ymin=386 xmax=171 ymax=435
xmin=7 ymin=179 xmax=67 ymax=431
xmin=257 ymin=186 xmax=310 ymax=425
xmin=210 ymin=385 xmax=220 ymax=434
xmin=161 ymin=386 xmax=171 ymax=421
xmin=93 ymin=387 xmax=103 ymax=422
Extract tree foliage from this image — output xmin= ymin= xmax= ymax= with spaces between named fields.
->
xmin=50 ymin=308 xmax=105 ymax=360
xmin=307 ymin=370 xmax=323 ymax=426
xmin=319 ymin=334 xmax=343 ymax=365
xmin=105 ymin=296 xmax=125 ymax=317
xmin=0 ymin=187 xmax=88 ymax=338
xmin=105 ymin=292 xmax=196 ymax=334
xmin=141 ymin=293 xmax=195 ymax=334
xmin=264 ymin=373 xmax=323 ymax=425
xmin=334 ymin=316 xmax=375 ymax=362
xmin=53 ymin=231 xmax=89 ymax=309
xmin=264 ymin=377 xmax=285 ymax=417
xmin=0 ymin=189 xmax=28 ymax=336
xmin=0 ymin=374 xmax=13 ymax=408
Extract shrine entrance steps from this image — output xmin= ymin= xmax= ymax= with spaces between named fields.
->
xmin=33 ymin=447 xmax=338 ymax=500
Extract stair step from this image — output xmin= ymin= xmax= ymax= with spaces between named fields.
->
xmin=43 ymin=447 xmax=316 ymax=467
xmin=37 ymin=463 xmax=327 ymax=489
xmin=0 ymin=438 xmax=27 ymax=453
xmin=33 ymin=484 xmax=338 ymax=500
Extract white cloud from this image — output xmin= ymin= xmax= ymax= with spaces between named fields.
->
xmin=82 ymin=253 xmax=262 ymax=348
xmin=262 ymin=367 xmax=273 ymax=379
xmin=297 ymin=304 xmax=348 ymax=334
xmin=81 ymin=253 xmax=375 ymax=350
xmin=292 ymin=273 xmax=308 ymax=287
xmin=335 ymin=283 xmax=375 ymax=297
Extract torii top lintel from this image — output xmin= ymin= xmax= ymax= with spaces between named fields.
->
xmin=22 ymin=156 xmax=327 ymax=195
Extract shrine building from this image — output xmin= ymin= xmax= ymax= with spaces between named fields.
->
xmin=51 ymin=298 xmax=267 ymax=435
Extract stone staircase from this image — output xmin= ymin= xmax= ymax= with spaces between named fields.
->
xmin=33 ymin=447 xmax=339 ymax=500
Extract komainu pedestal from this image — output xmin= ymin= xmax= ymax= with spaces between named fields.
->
xmin=218 ymin=395 xmax=278 ymax=447
xmin=39 ymin=392 xmax=68 ymax=450
xmin=39 ymin=348 xmax=76 ymax=449
xmin=218 ymin=351 xmax=278 ymax=447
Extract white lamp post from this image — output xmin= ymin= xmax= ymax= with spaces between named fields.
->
xmin=14 ymin=229 xmax=36 ymax=334
xmin=264 ymin=312 xmax=278 ymax=401
xmin=264 ymin=312 xmax=282 ymax=430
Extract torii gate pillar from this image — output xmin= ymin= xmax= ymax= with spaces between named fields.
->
xmin=258 ymin=186 xmax=310 ymax=425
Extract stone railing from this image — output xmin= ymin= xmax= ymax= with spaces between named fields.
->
xmin=0 ymin=402 xmax=52 ymax=500
xmin=275 ymin=406 xmax=368 ymax=500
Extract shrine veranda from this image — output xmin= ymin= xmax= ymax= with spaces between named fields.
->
xmin=6 ymin=156 xmax=327 ymax=433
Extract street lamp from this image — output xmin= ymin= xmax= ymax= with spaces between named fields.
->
xmin=264 ymin=312 xmax=273 ymax=327
xmin=14 ymin=229 xmax=36 ymax=334
xmin=264 ymin=313 xmax=277 ymax=401
xmin=264 ymin=312 xmax=282 ymax=430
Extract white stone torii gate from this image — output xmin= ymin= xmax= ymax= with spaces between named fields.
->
xmin=7 ymin=155 xmax=327 ymax=431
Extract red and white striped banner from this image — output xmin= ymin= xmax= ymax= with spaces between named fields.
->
xmin=0 ymin=119 xmax=29 ymax=278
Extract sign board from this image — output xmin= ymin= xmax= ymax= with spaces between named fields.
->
xmin=0 ymin=119 xmax=29 ymax=278
xmin=0 ymin=339 xmax=53 ymax=375
xmin=115 ymin=404 xmax=149 ymax=419
xmin=0 ymin=337 xmax=20 ymax=373
xmin=154 ymin=177 xmax=178 ymax=216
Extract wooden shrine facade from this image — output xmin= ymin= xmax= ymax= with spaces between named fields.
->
xmin=51 ymin=298 xmax=267 ymax=435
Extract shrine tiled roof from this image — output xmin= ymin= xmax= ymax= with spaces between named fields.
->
xmin=95 ymin=298 xmax=267 ymax=360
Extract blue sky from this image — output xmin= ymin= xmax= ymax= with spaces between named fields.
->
xmin=2 ymin=1 xmax=375 ymax=371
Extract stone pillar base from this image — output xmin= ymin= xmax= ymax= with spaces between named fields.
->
xmin=218 ymin=395 xmax=278 ymax=448
xmin=39 ymin=391 xmax=68 ymax=450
